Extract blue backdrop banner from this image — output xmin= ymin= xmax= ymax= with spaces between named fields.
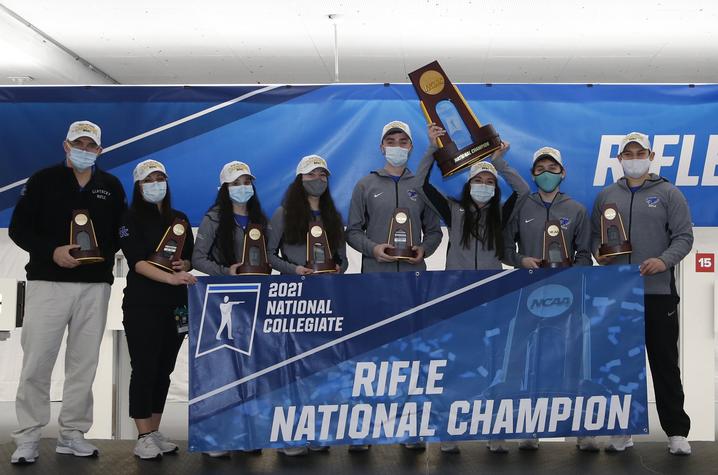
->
xmin=1 ymin=84 xmax=717 ymax=227
xmin=188 ymin=266 xmax=648 ymax=451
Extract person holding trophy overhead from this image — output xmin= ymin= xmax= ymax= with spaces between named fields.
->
xmin=502 ymin=146 xmax=592 ymax=451
xmin=118 ymin=159 xmax=196 ymax=460
xmin=591 ymin=132 xmax=693 ymax=456
xmin=268 ymin=155 xmax=347 ymax=279
xmin=192 ymin=161 xmax=270 ymax=278
xmin=8 ymin=121 xmax=126 ymax=464
xmin=345 ymin=121 xmax=442 ymax=452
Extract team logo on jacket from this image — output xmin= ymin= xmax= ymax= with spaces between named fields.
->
xmin=559 ymin=217 xmax=571 ymax=229
xmin=119 ymin=226 xmax=129 ymax=238
xmin=195 ymin=283 xmax=261 ymax=358
xmin=407 ymin=189 xmax=418 ymax=201
xmin=646 ymin=196 xmax=660 ymax=208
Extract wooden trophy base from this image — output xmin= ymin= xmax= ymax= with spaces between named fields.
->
xmin=70 ymin=249 xmax=105 ymax=265
xmin=540 ymin=258 xmax=572 ymax=269
xmin=598 ymin=242 xmax=633 ymax=258
xmin=386 ymin=247 xmax=417 ymax=260
xmin=435 ymin=124 xmax=502 ymax=177
xmin=236 ymin=263 xmax=271 ymax=276
xmin=310 ymin=261 xmax=338 ymax=274
xmin=147 ymin=253 xmax=174 ymax=272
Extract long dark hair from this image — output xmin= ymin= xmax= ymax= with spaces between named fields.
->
xmin=458 ymin=182 xmax=504 ymax=259
xmin=281 ymin=176 xmax=345 ymax=251
xmin=130 ymin=181 xmax=173 ymax=227
xmin=214 ymin=182 xmax=267 ymax=264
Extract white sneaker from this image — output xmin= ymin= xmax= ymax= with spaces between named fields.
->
xmin=281 ymin=446 xmax=309 ymax=456
xmin=487 ymin=439 xmax=509 ymax=453
xmin=133 ymin=435 xmax=162 ymax=460
xmin=203 ymin=450 xmax=230 ymax=458
xmin=518 ymin=438 xmax=540 ymax=450
xmin=56 ymin=435 xmax=99 ymax=457
xmin=668 ymin=436 xmax=691 ymax=455
xmin=605 ymin=435 xmax=633 ymax=452
xmin=403 ymin=441 xmax=426 ymax=450
xmin=10 ymin=441 xmax=40 ymax=464
xmin=577 ymin=436 xmax=600 ymax=452
xmin=440 ymin=442 xmax=460 ymax=453
xmin=151 ymin=431 xmax=178 ymax=454
xmin=348 ymin=444 xmax=370 ymax=452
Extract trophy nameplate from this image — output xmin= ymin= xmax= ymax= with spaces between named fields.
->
xmin=306 ymin=221 xmax=337 ymax=273
xmin=148 ymin=218 xmax=188 ymax=272
xmin=385 ymin=208 xmax=417 ymax=259
xmin=408 ymin=60 xmax=502 ymax=177
xmin=540 ymin=220 xmax=572 ymax=268
xmin=237 ymin=224 xmax=271 ymax=275
xmin=69 ymin=209 xmax=104 ymax=264
xmin=598 ymin=203 xmax=632 ymax=258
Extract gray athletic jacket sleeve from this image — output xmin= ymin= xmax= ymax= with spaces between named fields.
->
xmin=572 ymin=205 xmax=593 ymax=266
xmin=267 ymin=207 xmax=300 ymax=275
xmin=659 ymin=187 xmax=693 ymax=268
xmin=346 ymin=180 xmax=380 ymax=257
xmin=192 ymin=214 xmax=231 ymax=276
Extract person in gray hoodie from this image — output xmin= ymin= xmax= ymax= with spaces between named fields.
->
xmin=504 ymin=146 xmax=592 ymax=270
xmin=414 ymin=124 xmax=528 ymax=454
xmin=416 ymin=124 xmax=529 ymax=272
xmin=591 ymin=132 xmax=693 ymax=456
xmin=192 ymin=161 xmax=270 ymax=280
xmin=268 ymin=154 xmax=348 ymax=277
xmin=503 ymin=146 xmax=593 ymax=452
xmin=346 ymin=120 xmax=443 ymax=275
xmin=345 ymin=120 xmax=442 ymax=453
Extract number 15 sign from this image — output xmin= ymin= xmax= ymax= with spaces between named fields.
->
xmin=696 ymin=253 xmax=715 ymax=273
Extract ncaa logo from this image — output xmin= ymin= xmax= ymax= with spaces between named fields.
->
xmin=195 ymin=283 xmax=261 ymax=358
xmin=526 ymin=284 xmax=574 ymax=318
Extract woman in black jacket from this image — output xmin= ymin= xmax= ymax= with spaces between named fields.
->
xmin=119 ymin=159 xmax=196 ymax=460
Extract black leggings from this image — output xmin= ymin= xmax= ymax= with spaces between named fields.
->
xmin=123 ymin=305 xmax=184 ymax=419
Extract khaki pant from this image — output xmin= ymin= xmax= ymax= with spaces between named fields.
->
xmin=12 ymin=281 xmax=110 ymax=443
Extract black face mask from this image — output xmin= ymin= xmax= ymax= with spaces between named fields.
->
xmin=303 ymin=179 xmax=328 ymax=197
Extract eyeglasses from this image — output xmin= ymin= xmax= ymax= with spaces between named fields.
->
xmin=619 ymin=150 xmax=650 ymax=159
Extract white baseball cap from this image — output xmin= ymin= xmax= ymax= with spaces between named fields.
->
xmin=381 ymin=120 xmax=412 ymax=142
xmin=133 ymin=159 xmax=167 ymax=182
xmin=220 ymin=161 xmax=255 ymax=185
xmin=618 ymin=132 xmax=651 ymax=154
xmin=296 ymin=155 xmax=330 ymax=175
xmin=66 ymin=120 xmax=101 ymax=146
xmin=468 ymin=161 xmax=498 ymax=181
xmin=532 ymin=146 xmax=563 ymax=168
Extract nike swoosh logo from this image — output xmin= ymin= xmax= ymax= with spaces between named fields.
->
xmin=668 ymin=311 xmax=676 ymax=317
xmin=373 ymin=192 xmax=384 ymax=198
xmin=524 ymin=218 xmax=535 ymax=223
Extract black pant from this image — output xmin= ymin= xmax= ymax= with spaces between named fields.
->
xmin=123 ymin=305 xmax=184 ymax=419
xmin=644 ymin=294 xmax=691 ymax=437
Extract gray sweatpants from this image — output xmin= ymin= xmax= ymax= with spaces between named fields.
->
xmin=12 ymin=280 xmax=111 ymax=443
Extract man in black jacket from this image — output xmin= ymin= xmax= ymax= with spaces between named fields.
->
xmin=8 ymin=121 xmax=126 ymax=464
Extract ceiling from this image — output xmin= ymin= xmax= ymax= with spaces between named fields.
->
xmin=1 ymin=0 xmax=717 ymax=85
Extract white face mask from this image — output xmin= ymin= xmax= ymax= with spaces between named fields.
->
xmin=67 ymin=148 xmax=98 ymax=172
xmin=470 ymin=183 xmax=495 ymax=203
xmin=141 ymin=181 xmax=167 ymax=204
xmin=384 ymin=146 xmax=410 ymax=167
xmin=621 ymin=158 xmax=651 ymax=179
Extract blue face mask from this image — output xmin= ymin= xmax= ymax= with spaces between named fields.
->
xmin=534 ymin=171 xmax=563 ymax=193
xmin=67 ymin=147 xmax=97 ymax=172
xmin=470 ymin=183 xmax=495 ymax=203
xmin=228 ymin=184 xmax=254 ymax=204
xmin=141 ymin=181 xmax=167 ymax=204
xmin=384 ymin=146 xmax=410 ymax=167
